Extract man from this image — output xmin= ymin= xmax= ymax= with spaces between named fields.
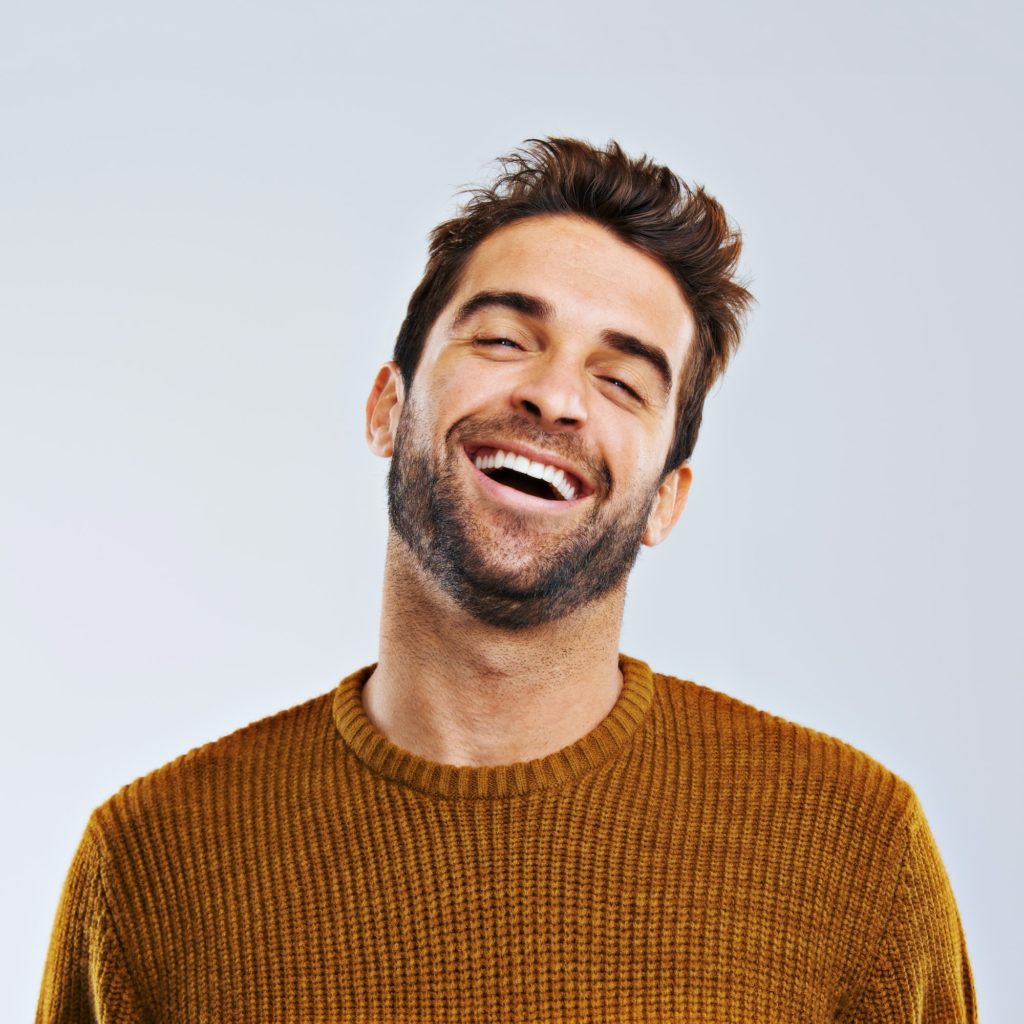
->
xmin=38 ymin=138 xmax=975 ymax=1022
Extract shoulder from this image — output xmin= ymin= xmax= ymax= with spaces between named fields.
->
xmin=649 ymin=666 xmax=922 ymax=837
xmin=88 ymin=686 xmax=340 ymax=853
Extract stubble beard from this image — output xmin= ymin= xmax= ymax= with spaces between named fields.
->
xmin=386 ymin=403 xmax=661 ymax=631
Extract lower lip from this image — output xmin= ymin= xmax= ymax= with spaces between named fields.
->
xmin=465 ymin=451 xmax=588 ymax=512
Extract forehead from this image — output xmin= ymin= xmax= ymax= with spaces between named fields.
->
xmin=447 ymin=214 xmax=695 ymax=369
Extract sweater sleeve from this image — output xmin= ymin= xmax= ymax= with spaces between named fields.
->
xmin=36 ymin=820 xmax=149 ymax=1024
xmin=847 ymin=802 xmax=977 ymax=1023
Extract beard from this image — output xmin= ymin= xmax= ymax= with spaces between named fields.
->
xmin=387 ymin=403 xmax=661 ymax=631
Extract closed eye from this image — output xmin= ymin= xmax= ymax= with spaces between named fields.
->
xmin=473 ymin=336 xmax=522 ymax=350
xmin=603 ymin=377 xmax=643 ymax=402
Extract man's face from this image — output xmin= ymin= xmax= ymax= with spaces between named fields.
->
xmin=377 ymin=214 xmax=695 ymax=629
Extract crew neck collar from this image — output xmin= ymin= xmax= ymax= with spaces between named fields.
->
xmin=331 ymin=654 xmax=655 ymax=799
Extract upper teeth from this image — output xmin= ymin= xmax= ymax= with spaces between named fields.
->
xmin=473 ymin=449 xmax=578 ymax=501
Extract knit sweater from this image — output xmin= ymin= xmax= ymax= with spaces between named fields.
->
xmin=37 ymin=656 xmax=976 ymax=1023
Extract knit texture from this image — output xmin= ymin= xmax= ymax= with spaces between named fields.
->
xmin=37 ymin=655 xmax=976 ymax=1022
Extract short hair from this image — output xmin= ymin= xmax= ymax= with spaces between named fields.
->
xmin=393 ymin=137 xmax=754 ymax=471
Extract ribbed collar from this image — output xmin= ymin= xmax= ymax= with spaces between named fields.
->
xmin=331 ymin=654 xmax=655 ymax=799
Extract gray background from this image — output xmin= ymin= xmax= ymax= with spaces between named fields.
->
xmin=3 ymin=1 xmax=1020 ymax=1019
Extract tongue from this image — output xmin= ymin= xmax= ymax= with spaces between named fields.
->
xmin=488 ymin=467 xmax=561 ymax=500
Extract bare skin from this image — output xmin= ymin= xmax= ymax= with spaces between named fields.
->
xmin=362 ymin=215 xmax=696 ymax=767
xmin=371 ymin=537 xmax=628 ymax=766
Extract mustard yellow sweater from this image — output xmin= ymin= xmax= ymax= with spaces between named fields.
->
xmin=37 ymin=656 xmax=976 ymax=1022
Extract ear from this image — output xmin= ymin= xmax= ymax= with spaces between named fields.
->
xmin=642 ymin=462 xmax=693 ymax=547
xmin=365 ymin=362 xmax=405 ymax=457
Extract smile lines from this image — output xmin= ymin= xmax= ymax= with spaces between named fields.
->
xmin=473 ymin=448 xmax=579 ymax=501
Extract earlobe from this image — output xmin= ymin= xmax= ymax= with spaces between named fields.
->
xmin=642 ymin=463 xmax=693 ymax=547
xmin=365 ymin=362 xmax=405 ymax=458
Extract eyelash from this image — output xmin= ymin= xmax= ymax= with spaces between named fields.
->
xmin=603 ymin=377 xmax=642 ymax=401
xmin=472 ymin=337 xmax=644 ymax=403
xmin=473 ymin=336 xmax=522 ymax=349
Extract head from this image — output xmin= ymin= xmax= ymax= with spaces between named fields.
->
xmin=393 ymin=137 xmax=753 ymax=474
xmin=368 ymin=139 xmax=752 ymax=630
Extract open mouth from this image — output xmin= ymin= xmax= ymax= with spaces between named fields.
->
xmin=468 ymin=446 xmax=586 ymax=502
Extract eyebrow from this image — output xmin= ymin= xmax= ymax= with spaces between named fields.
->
xmin=600 ymin=330 xmax=673 ymax=399
xmin=450 ymin=290 xmax=554 ymax=330
xmin=451 ymin=288 xmax=674 ymax=398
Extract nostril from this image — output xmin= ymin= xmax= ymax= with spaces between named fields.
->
xmin=521 ymin=399 xmax=542 ymax=417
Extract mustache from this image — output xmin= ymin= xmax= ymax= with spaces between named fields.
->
xmin=445 ymin=413 xmax=613 ymax=497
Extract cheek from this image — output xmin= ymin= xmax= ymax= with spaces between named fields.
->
xmin=426 ymin=362 xmax=512 ymax=422
xmin=608 ymin=437 xmax=667 ymax=497
xmin=405 ymin=379 xmax=491 ymax=463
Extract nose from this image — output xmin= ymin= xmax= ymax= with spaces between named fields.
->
xmin=510 ymin=355 xmax=588 ymax=430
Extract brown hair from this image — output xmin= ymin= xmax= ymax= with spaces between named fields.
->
xmin=393 ymin=137 xmax=753 ymax=471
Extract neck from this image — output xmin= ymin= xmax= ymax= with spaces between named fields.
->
xmin=363 ymin=533 xmax=626 ymax=767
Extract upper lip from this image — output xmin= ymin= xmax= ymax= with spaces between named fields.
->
xmin=463 ymin=439 xmax=596 ymax=497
